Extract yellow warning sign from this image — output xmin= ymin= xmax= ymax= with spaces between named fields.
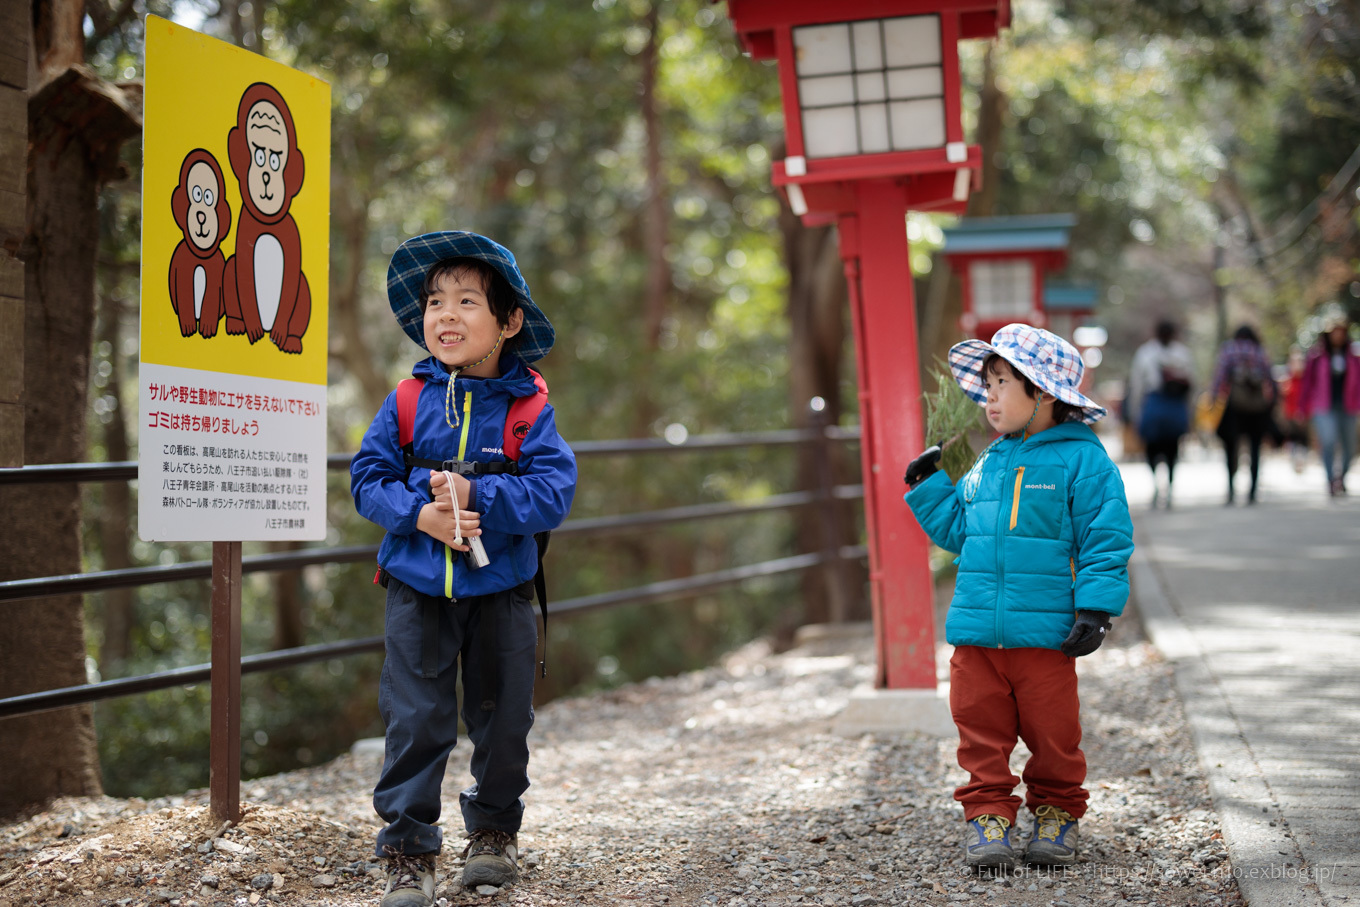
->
xmin=141 ymin=15 xmax=330 ymax=385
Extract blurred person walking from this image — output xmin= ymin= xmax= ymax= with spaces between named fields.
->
xmin=1211 ymin=325 xmax=1277 ymax=505
xmin=1277 ymin=348 xmax=1311 ymax=474
xmin=1127 ymin=319 xmax=1194 ymax=508
xmin=1298 ymin=316 xmax=1360 ymax=497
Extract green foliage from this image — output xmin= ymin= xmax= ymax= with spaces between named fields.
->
xmin=68 ymin=0 xmax=1360 ymax=800
xmin=922 ymin=365 xmax=985 ymax=482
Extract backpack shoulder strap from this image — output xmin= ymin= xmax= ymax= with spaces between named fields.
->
xmin=502 ymin=368 xmax=549 ymax=461
xmin=396 ymin=378 xmax=425 ymax=449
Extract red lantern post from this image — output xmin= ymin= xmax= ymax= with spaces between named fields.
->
xmin=722 ymin=1 xmax=1009 ymax=692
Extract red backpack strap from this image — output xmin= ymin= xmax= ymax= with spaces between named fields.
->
xmin=395 ymin=378 xmax=424 ymax=448
xmin=502 ymin=369 xmax=549 ymax=461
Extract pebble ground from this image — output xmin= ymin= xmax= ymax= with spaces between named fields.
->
xmin=0 ymin=603 xmax=1243 ymax=907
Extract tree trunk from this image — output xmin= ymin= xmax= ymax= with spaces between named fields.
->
xmin=920 ymin=44 xmax=1003 ymax=379
xmin=331 ymin=194 xmax=388 ymax=416
xmin=779 ymin=201 xmax=865 ymax=628
xmin=632 ymin=2 xmax=669 ymax=438
xmin=0 ymin=63 xmax=139 ymax=819
xmin=270 ymin=541 xmax=306 ymax=651
xmin=639 ymin=2 xmax=669 ymax=351
xmin=0 ymin=0 xmax=26 ymax=468
xmin=95 ymin=294 xmax=135 ymax=666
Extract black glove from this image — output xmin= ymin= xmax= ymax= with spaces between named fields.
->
xmin=1061 ymin=610 xmax=1112 ymax=657
xmin=904 ymin=445 xmax=943 ymax=489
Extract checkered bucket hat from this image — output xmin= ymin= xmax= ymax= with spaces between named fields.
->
xmin=947 ymin=323 xmax=1106 ymax=424
xmin=387 ymin=231 xmax=555 ymax=364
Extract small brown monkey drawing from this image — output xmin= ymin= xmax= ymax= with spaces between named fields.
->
xmin=169 ymin=149 xmax=232 ymax=338
xmin=223 ymin=82 xmax=311 ymax=354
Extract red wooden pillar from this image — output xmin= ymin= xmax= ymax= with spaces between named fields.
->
xmin=840 ymin=179 xmax=936 ymax=689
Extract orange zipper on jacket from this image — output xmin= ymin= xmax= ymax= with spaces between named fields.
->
xmin=1009 ymin=467 xmax=1025 ymax=530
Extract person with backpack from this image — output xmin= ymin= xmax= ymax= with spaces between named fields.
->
xmin=351 ymin=232 xmax=577 ymax=905
xmin=902 ymin=324 xmax=1133 ymax=871
xmin=1211 ymin=324 xmax=1277 ymax=505
xmin=1297 ymin=315 xmax=1360 ymax=496
xmin=1127 ymin=319 xmax=1194 ymax=508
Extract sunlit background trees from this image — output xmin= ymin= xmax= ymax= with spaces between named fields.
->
xmin=6 ymin=0 xmax=1356 ymax=805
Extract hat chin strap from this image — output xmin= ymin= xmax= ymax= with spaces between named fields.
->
xmin=1019 ymin=395 xmax=1042 ymax=440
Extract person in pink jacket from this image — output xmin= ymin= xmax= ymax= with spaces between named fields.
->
xmin=1298 ymin=317 xmax=1360 ymax=496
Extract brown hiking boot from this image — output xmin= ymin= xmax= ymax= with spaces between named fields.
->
xmin=461 ymin=829 xmax=518 ymax=888
xmin=380 ymin=852 xmax=436 ymax=907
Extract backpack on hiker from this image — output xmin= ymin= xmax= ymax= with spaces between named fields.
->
xmin=1227 ymin=359 xmax=1272 ymax=414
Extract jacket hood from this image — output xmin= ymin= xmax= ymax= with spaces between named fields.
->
xmin=410 ymin=355 xmax=542 ymax=398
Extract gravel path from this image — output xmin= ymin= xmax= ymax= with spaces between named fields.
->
xmin=0 ymin=606 xmax=1244 ymax=907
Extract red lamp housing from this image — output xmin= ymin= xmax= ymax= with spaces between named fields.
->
xmin=725 ymin=0 xmax=1010 ymax=222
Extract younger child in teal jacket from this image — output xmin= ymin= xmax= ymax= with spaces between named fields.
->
xmin=904 ymin=323 xmax=1133 ymax=870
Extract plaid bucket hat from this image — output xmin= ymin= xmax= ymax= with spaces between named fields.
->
xmin=948 ymin=323 xmax=1106 ymax=424
xmin=387 ymin=231 xmax=555 ymax=364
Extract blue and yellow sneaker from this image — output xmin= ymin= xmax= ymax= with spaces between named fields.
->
xmin=963 ymin=814 xmax=1015 ymax=869
xmin=1024 ymin=805 xmax=1079 ymax=865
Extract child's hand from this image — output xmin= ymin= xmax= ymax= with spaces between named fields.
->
xmin=1060 ymin=610 xmax=1112 ymax=657
xmin=416 ymin=501 xmax=481 ymax=551
xmin=904 ymin=445 xmax=943 ymax=488
xmin=429 ymin=469 xmax=471 ymax=510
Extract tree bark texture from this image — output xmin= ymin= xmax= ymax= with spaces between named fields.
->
xmin=780 ymin=203 xmax=866 ymax=628
xmin=95 ymin=295 xmax=135 ymax=666
xmin=0 ymin=63 xmax=139 ymax=819
xmin=331 ymin=193 xmax=389 ymax=417
xmin=632 ymin=2 xmax=670 ymax=439
xmin=0 ymin=0 xmax=28 ymax=467
xmin=920 ymin=45 xmax=1003 ymax=384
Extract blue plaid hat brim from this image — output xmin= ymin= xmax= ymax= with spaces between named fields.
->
xmin=947 ymin=324 xmax=1106 ymax=424
xmin=387 ymin=231 xmax=554 ymax=364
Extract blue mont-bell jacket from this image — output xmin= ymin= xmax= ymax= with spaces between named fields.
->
xmin=351 ymin=356 xmax=577 ymax=600
xmin=905 ymin=421 xmax=1134 ymax=650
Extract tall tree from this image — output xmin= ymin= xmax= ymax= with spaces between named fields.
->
xmin=0 ymin=0 xmax=139 ymax=818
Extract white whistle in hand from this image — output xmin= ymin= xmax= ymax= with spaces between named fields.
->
xmin=444 ymin=470 xmax=490 ymax=569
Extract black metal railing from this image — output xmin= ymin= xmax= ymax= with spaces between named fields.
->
xmin=0 ymin=423 xmax=864 ymax=720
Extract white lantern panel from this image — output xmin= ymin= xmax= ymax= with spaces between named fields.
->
xmin=886 ymin=67 xmax=943 ymax=100
xmin=882 ymin=16 xmax=941 ymax=68
xmin=851 ymin=21 xmax=884 ymax=69
xmin=800 ymin=74 xmax=856 ymax=107
xmin=888 ymin=98 xmax=945 ymax=150
xmin=794 ymin=15 xmax=946 ymax=159
xmin=856 ymin=72 xmax=887 ymax=102
xmin=857 ymin=104 xmax=892 ymax=153
xmin=794 ymin=23 xmax=853 ymax=76
xmin=802 ymin=106 xmax=861 ymax=158
xmin=971 ymin=260 xmax=1036 ymax=318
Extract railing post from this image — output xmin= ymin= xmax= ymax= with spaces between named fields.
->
xmin=210 ymin=540 xmax=242 ymax=825
xmin=809 ymin=400 xmax=850 ymax=623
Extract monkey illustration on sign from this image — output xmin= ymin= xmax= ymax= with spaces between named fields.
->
xmin=168 ymin=149 xmax=232 ymax=338
xmin=223 ymin=82 xmax=311 ymax=354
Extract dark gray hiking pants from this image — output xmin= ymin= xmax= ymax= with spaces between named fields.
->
xmin=373 ymin=576 xmax=537 ymax=857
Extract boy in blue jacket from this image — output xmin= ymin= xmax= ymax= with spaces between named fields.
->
xmin=903 ymin=324 xmax=1133 ymax=871
xmin=351 ymin=232 xmax=576 ymax=905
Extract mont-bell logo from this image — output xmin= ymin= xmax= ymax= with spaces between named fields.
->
xmin=513 ymin=420 xmax=531 ymax=441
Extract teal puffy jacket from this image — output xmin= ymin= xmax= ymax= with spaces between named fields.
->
xmin=905 ymin=422 xmax=1133 ymax=650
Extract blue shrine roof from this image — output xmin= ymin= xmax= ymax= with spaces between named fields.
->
xmin=942 ymin=214 xmax=1079 ymax=254
xmin=1043 ymin=282 xmax=1100 ymax=311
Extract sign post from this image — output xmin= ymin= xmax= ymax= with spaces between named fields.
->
xmin=140 ymin=16 xmax=330 ymax=823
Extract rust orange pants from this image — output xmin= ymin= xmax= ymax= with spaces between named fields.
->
xmin=948 ymin=645 xmax=1088 ymax=824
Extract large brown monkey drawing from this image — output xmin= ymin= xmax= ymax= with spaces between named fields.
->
xmin=223 ymin=82 xmax=311 ymax=354
xmin=168 ymin=149 xmax=231 ymax=338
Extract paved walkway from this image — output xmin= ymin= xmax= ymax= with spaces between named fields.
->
xmin=1120 ymin=445 xmax=1360 ymax=907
